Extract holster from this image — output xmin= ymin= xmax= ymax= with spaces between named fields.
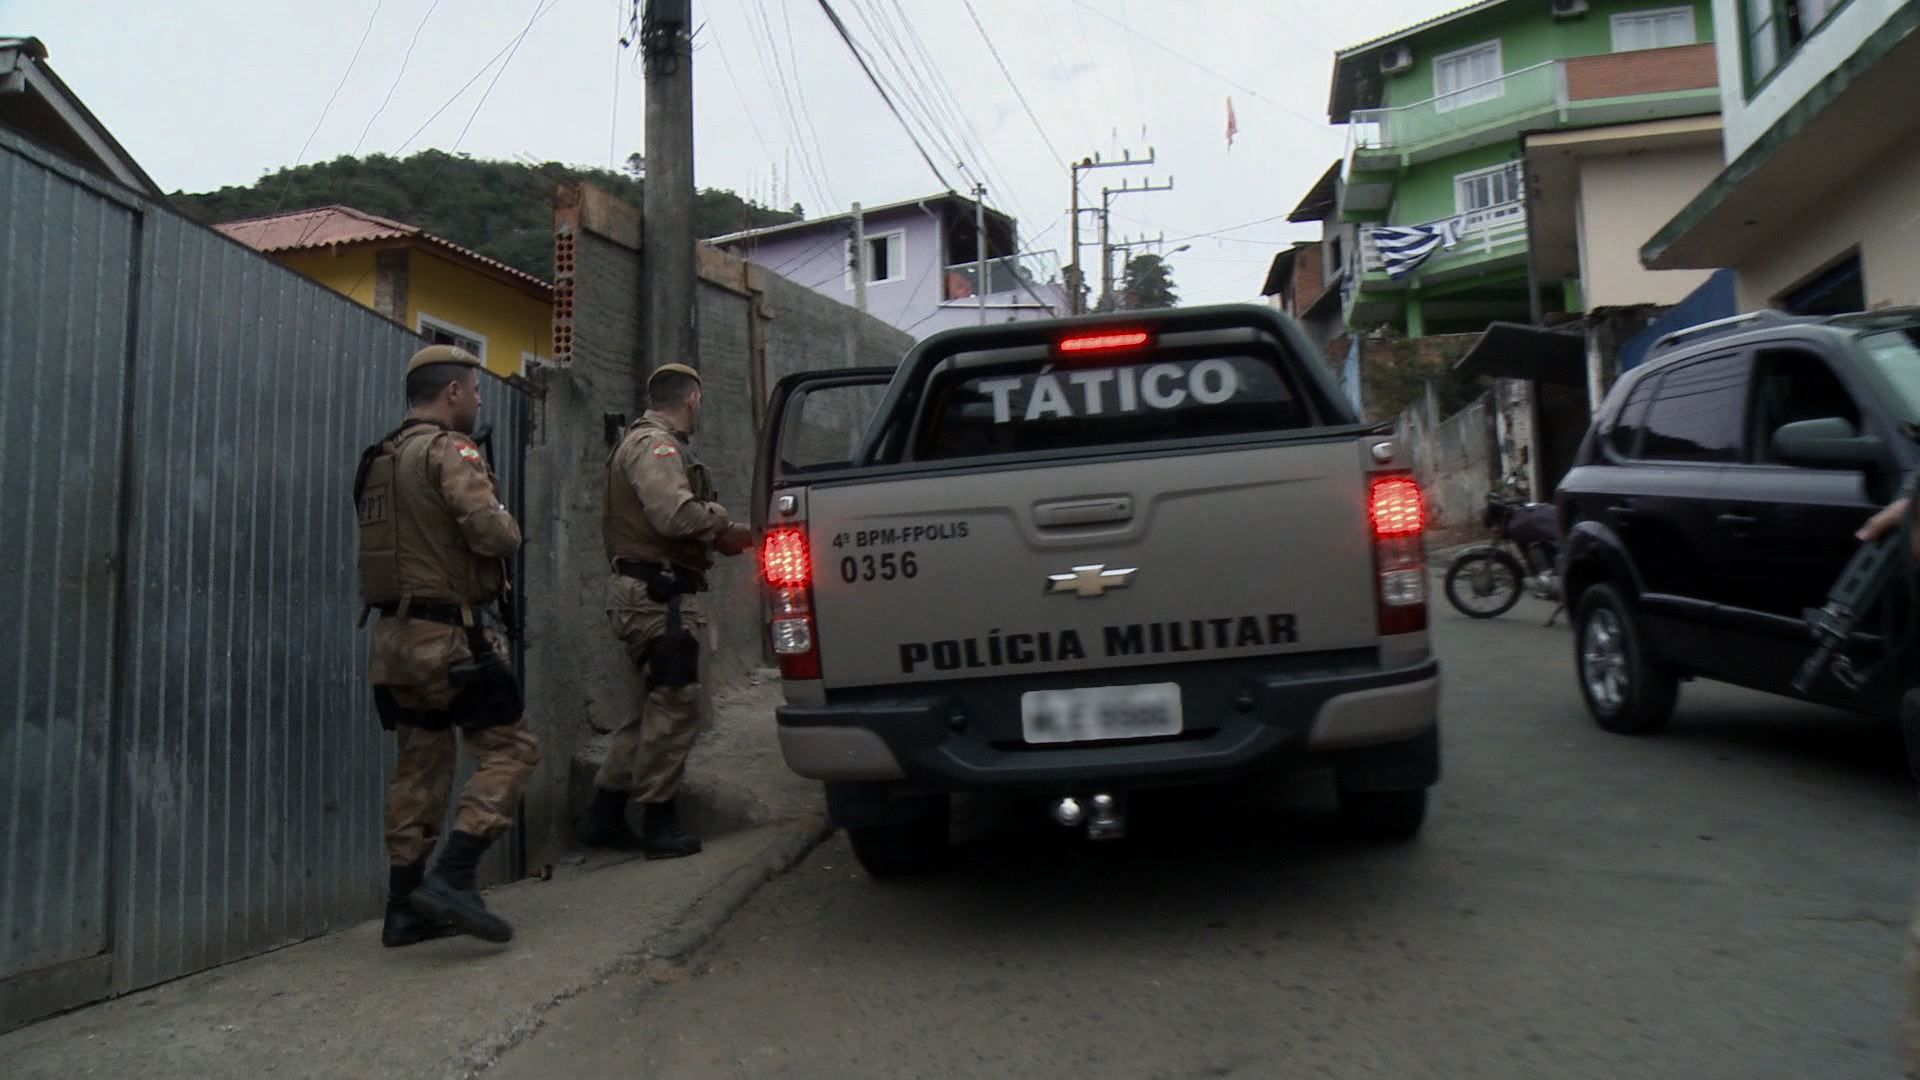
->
xmin=447 ymin=622 xmax=524 ymax=731
xmin=646 ymin=593 xmax=700 ymax=691
xmin=371 ymin=686 xmax=453 ymax=732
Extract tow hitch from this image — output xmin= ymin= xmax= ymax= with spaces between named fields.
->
xmin=1051 ymin=793 xmax=1126 ymax=840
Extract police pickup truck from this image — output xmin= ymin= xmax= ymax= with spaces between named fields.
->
xmin=754 ymin=305 xmax=1440 ymax=877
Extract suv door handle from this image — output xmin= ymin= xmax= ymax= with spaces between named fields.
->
xmin=1607 ymin=503 xmax=1639 ymax=526
xmin=1716 ymin=513 xmax=1759 ymax=533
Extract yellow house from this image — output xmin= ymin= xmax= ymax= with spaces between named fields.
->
xmin=216 ymin=205 xmax=551 ymax=379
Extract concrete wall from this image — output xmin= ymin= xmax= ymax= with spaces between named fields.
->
xmin=1712 ymin=0 xmax=1908 ymax=161
xmin=1733 ymin=139 xmax=1920 ymax=311
xmin=1399 ymin=390 xmax=1499 ymax=533
xmin=1576 ymin=143 xmax=1724 ymax=307
xmin=518 ymin=184 xmax=913 ymax=865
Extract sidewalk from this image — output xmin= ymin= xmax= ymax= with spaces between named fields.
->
xmin=0 ymin=677 xmax=825 ymax=1080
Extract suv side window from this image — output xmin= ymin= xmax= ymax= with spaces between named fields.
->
xmin=1638 ymin=353 xmax=1747 ymax=463
xmin=1749 ymin=348 xmax=1862 ymax=464
xmin=1607 ymin=373 xmax=1659 ymax=458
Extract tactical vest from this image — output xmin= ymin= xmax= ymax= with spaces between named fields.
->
xmin=356 ymin=420 xmax=505 ymax=610
xmin=604 ymin=418 xmax=716 ymax=574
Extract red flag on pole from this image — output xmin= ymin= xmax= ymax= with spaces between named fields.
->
xmin=1226 ymin=96 xmax=1239 ymax=150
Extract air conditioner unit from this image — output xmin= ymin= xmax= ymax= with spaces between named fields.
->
xmin=1379 ymin=44 xmax=1414 ymax=75
xmin=1551 ymin=0 xmax=1590 ymax=19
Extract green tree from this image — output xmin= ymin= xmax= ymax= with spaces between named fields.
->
xmin=172 ymin=151 xmax=799 ymax=282
xmin=1116 ymin=253 xmax=1178 ymax=310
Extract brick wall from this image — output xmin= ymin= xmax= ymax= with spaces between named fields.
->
xmin=1566 ymin=43 xmax=1717 ymax=101
xmin=1290 ymin=244 xmax=1327 ymax=316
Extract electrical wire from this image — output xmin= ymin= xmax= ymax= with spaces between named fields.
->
xmin=355 ymin=0 xmax=439 ymax=158
xmin=779 ymin=0 xmax=837 ymax=206
xmin=958 ymin=0 xmax=1065 ymax=168
xmin=746 ymin=0 xmax=832 ymax=209
xmin=812 ymin=0 xmax=956 ymax=190
xmin=706 ymin=18 xmax=783 ymax=199
xmin=395 ymin=0 xmax=561 ymax=155
xmin=272 ymin=0 xmax=384 ymax=217
xmin=1070 ymin=0 xmax=1328 ymax=131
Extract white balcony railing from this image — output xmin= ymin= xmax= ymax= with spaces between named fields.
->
xmin=1347 ymin=60 xmax=1561 ymax=162
xmin=1359 ymin=201 xmax=1528 ymax=277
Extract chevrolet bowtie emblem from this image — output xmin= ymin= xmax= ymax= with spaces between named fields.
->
xmin=1047 ymin=564 xmax=1137 ymax=598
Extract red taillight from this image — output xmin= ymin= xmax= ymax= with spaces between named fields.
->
xmin=762 ymin=526 xmax=821 ymax=679
xmin=1369 ymin=476 xmax=1425 ymax=538
xmin=761 ymin=527 xmax=811 ymax=588
xmin=1058 ymin=330 xmax=1151 ymax=355
xmin=1370 ymin=474 xmax=1428 ymax=635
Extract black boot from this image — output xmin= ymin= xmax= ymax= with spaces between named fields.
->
xmin=576 ymin=787 xmax=647 ymax=850
xmin=382 ymin=859 xmax=460 ymax=947
xmin=410 ymin=831 xmax=513 ymax=943
xmin=640 ymin=800 xmax=703 ymax=860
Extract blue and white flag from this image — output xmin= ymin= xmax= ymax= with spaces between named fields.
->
xmin=1371 ymin=220 xmax=1461 ymax=280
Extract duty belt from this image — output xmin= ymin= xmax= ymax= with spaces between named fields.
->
xmin=613 ymin=558 xmax=705 ymax=594
xmin=375 ymin=600 xmax=474 ymax=626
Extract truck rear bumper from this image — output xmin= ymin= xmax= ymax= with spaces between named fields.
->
xmin=776 ymin=655 xmax=1440 ymax=790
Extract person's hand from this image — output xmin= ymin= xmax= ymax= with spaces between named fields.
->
xmin=1857 ymin=498 xmax=1910 ymax=542
xmin=715 ymin=522 xmax=754 ymax=557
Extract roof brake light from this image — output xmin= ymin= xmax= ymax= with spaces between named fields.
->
xmin=1057 ymin=330 xmax=1152 ymax=355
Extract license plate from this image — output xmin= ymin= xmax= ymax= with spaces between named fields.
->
xmin=1020 ymin=683 xmax=1183 ymax=744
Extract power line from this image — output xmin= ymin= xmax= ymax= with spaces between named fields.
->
xmin=355 ymin=0 xmax=439 ymax=157
xmin=452 ymin=0 xmax=546 ymax=151
xmin=272 ymin=0 xmax=384 ymax=216
xmin=779 ymin=0 xmax=838 ymax=206
xmin=812 ymin=0 xmax=956 ymax=190
xmin=959 ymin=0 xmax=1065 ymax=168
xmin=706 ymin=19 xmax=783 ymax=196
xmin=746 ymin=0 xmax=832 ymax=209
xmin=395 ymin=0 xmax=561 ymax=155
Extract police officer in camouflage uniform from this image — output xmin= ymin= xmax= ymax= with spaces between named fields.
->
xmin=577 ymin=364 xmax=753 ymax=858
xmin=356 ymin=344 xmax=540 ymax=946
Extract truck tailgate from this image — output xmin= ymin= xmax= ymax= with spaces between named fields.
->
xmin=807 ymin=439 xmax=1376 ymax=690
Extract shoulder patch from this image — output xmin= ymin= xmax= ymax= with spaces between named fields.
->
xmin=651 ymin=443 xmax=680 ymax=458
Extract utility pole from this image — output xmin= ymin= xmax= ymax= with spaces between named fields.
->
xmin=642 ymin=0 xmax=695 ymax=374
xmin=1100 ymin=174 xmax=1174 ymax=311
xmin=1069 ymin=148 xmax=1155 ymax=315
xmin=973 ymin=182 xmax=988 ymax=325
xmin=851 ymin=201 xmax=868 ymax=313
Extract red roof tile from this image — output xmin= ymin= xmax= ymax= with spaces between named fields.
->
xmin=215 ymin=205 xmax=551 ymax=299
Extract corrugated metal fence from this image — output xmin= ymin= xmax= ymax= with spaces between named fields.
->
xmin=0 ymin=129 xmax=531 ymax=1028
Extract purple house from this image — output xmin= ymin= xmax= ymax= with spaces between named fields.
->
xmin=708 ymin=192 xmax=1068 ymax=339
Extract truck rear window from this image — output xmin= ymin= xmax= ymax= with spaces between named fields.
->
xmin=918 ymin=352 xmax=1312 ymax=459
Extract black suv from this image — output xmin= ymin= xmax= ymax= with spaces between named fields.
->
xmin=1558 ymin=308 xmax=1920 ymax=734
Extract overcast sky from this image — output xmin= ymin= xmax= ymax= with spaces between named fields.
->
xmin=8 ymin=0 xmax=1461 ymax=305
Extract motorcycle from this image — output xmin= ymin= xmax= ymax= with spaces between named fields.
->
xmin=1443 ymin=489 xmax=1564 ymax=624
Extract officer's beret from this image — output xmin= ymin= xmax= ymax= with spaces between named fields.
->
xmin=406 ymin=344 xmax=482 ymax=375
xmin=649 ymin=363 xmax=702 ymax=388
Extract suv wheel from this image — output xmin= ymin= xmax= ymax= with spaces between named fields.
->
xmin=1337 ymin=788 xmax=1427 ymax=842
xmin=1575 ymin=583 xmax=1677 ymax=734
xmin=845 ymin=797 xmax=950 ymax=879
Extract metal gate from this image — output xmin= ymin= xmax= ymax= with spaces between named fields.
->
xmin=0 ymin=129 xmax=533 ymax=1030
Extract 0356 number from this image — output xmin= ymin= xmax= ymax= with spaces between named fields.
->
xmin=840 ymin=551 xmax=918 ymax=584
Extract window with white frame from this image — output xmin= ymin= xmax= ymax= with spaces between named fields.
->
xmin=1612 ymin=7 xmax=1697 ymax=51
xmin=1454 ymin=163 xmax=1524 ymax=213
xmin=1434 ymin=41 xmax=1503 ymax=112
xmin=848 ymin=230 xmax=905 ymax=287
xmin=418 ymin=314 xmax=487 ymax=363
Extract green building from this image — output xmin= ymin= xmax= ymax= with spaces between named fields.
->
xmin=1330 ymin=0 xmax=1723 ymax=336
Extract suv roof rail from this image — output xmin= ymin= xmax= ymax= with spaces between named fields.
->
xmin=1649 ymin=310 xmax=1805 ymax=357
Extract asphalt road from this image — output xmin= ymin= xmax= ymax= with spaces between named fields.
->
xmin=493 ymin=593 xmax=1919 ymax=1080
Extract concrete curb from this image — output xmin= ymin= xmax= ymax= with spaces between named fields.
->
xmin=458 ymin=815 xmax=833 ymax=1079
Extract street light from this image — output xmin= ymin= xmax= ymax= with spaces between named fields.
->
xmin=1168 ymin=244 xmax=1191 ymax=255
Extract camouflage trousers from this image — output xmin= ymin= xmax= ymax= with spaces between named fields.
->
xmin=371 ymin=616 xmax=541 ymax=865
xmin=596 ymin=574 xmax=705 ymax=804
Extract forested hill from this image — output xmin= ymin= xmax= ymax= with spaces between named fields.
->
xmin=172 ymin=151 xmax=802 ymax=282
